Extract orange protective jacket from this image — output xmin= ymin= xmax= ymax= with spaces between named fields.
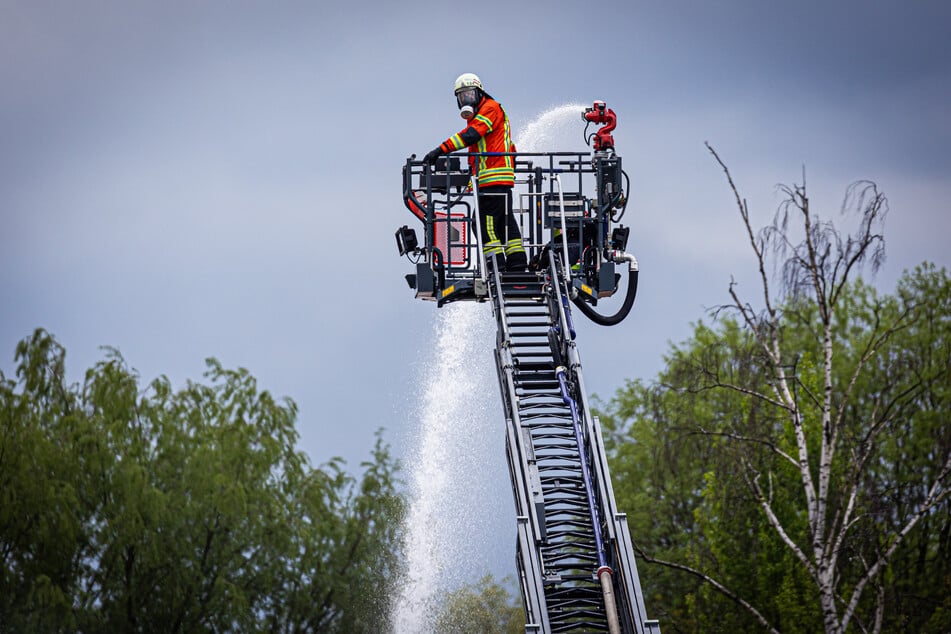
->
xmin=438 ymin=96 xmax=516 ymax=187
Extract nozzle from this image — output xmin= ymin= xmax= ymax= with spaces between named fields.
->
xmin=583 ymin=100 xmax=608 ymax=123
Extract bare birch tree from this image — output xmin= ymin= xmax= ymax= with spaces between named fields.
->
xmin=674 ymin=144 xmax=951 ymax=633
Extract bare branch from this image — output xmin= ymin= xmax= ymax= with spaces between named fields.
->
xmin=828 ymin=182 xmax=887 ymax=307
xmin=632 ymin=540 xmax=782 ymax=634
xmin=728 ymin=282 xmax=783 ymax=372
xmin=691 ymin=359 xmax=792 ymax=412
xmin=834 ymin=301 xmax=915 ymax=432
xmin=794 ymin=375 xmax=823 ymax=411
xmin=747 ymin=467 xmax=817 ymax=579
xmin=827 ymin=479 xmax=860 ymax=571
xmin=840 ymin=452 xmax=951 ymax=632
xmin=689 ymin=427 xmax=799 ymax=469
xmin=707 ymin=142 xmax=778 ymax=324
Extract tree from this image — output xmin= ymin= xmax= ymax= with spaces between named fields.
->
xmin=600 ymin=151 xmax=951 ymax=633
xmin=0 ymin=329 xmax=404 ymax=632
xmin=434 ymin=574 xmax=524 ymax=634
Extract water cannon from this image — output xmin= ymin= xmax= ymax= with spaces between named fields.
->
xmin=583 ymin=100 xmax=616 ymax=152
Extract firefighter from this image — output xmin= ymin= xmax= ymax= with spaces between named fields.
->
xmin=423 ymin=73 xmax=528 ymax=272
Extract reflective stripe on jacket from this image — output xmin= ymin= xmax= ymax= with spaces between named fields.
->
xmin=439 ymin=97 xmax=515 ymax=187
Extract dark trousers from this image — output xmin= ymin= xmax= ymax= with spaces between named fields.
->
xmin=478 ymin=186 xmax=523 ymax=259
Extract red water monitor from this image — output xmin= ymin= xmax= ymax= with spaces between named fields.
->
xmin=583 ymin=101 xmax=616 ymax=152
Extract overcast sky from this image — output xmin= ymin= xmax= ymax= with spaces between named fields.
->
xmin=3 ymin=0 xmax=950 ymax=586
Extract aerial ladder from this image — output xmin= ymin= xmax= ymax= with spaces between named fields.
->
xmin=396 ymin=102 xmax=661 ymax=634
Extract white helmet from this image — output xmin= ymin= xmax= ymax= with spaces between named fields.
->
xmin=454 ymin=72 xmax=483 ymax=94
xmin=453 ymin=72 xmax=483 ymax=120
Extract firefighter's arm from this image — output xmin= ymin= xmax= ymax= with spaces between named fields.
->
xmin=424 ymin=124 xmax=481 ymax=163
xmin=440 ymin=108 xmax=495 ymax=151
xmin=439 ymin=125 xmax=482 ymax=153
xmin=423 ymin=125 xmax=480 ymax=164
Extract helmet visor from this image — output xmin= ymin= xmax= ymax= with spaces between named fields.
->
xmin=456 ymin=87 xmax=480 ymax=109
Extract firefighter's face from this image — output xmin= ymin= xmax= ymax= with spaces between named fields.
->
xmin=456 ymin=87 xmax=480 ymax=110
xmin=456 ymin=87 xmax=479 ymax=120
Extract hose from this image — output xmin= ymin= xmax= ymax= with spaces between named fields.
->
xmin=555 ymin=365 xmax=622 ymax=634
xmin=611 ymin=169 xmax=631 ymax=223
xmin=572 ymin=253 xmax=638 ymax=326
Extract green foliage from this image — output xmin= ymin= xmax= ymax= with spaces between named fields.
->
xmin=0 ymin=330 xmax=404 ymax=633
xmin=600 ymin=264 xmax=951 ymax=633
xmin=434 ymin=574 xmax=524 ymax=634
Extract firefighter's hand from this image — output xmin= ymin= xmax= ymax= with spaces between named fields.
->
xmin=423 ymin=147 xmax=442 ymax=164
